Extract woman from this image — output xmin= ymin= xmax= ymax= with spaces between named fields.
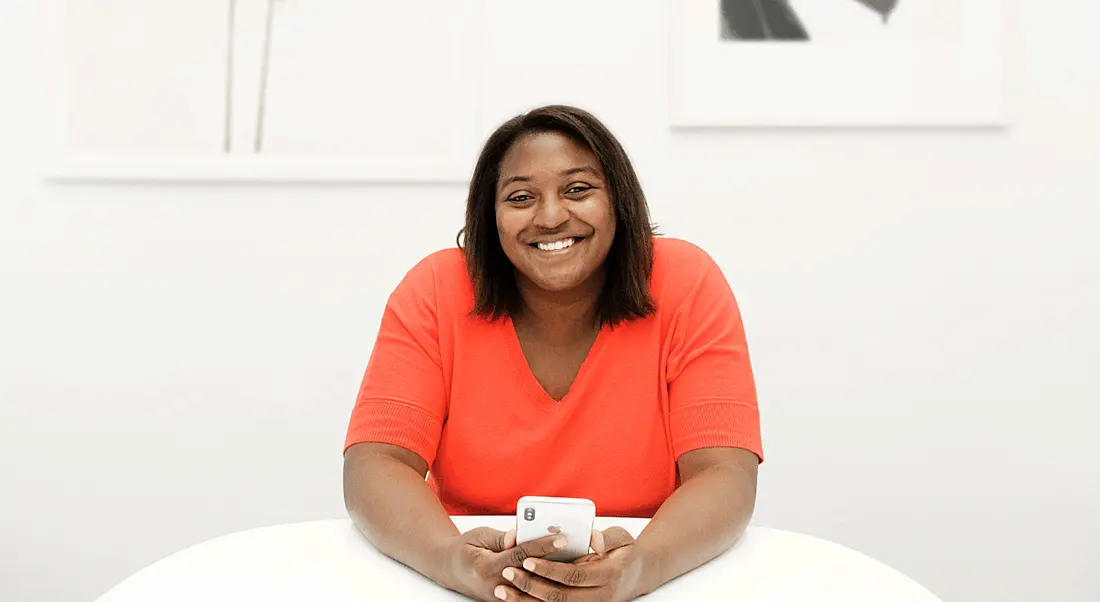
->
xmin=343 ymin=105 xmax=763 ymax=602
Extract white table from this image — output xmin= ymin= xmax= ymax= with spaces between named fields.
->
xmin=94 ymin=517 xmax=941 ymax=601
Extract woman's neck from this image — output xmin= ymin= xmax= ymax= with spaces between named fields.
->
xmin=513 ymin=271 xmax=604 ymax=345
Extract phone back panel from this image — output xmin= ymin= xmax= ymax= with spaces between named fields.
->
xmin=515 ymin=496 xmax=596 ymax=562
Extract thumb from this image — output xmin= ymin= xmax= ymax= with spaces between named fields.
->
xmin=590 ymin=528 xmax=606 ymax=555
xmin=592 ymin=526 xmax=635 ymax=556
xmin=462 ymin=527 xmax=512 ymax=552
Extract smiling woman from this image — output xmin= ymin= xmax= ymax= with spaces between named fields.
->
xmin=463 ymin=108 xmax=653 ymax=328
xmin=342 ymin=105 xmax=763 ymax=602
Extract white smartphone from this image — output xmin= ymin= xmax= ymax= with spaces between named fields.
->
xmin=515 ymin=496 xmax=596 ymax=563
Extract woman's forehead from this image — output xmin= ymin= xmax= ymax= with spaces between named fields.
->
xmin=498 ymin=131 xmax=600 ymax=177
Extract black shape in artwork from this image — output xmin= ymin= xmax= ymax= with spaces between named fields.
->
xmin=721 ymin=0 xmax=903 ymax=41
xmin=854 ymin=0 xmax=900 ymax=22
xmin=720 ymin=0 xmax=809 ymax=41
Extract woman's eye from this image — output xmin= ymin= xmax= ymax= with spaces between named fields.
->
xmin=507 ymin=194 xmax=531 ymax=203
xmin=566 ymin=186 xmax=591 ymax=195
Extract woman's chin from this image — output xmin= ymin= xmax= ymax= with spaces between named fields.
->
xmin=517 ymin=267 xmax=584 ymax=294
xmin=528 ymin=276 xmax=582 ymax=294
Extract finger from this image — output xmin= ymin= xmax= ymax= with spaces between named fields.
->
xmin=503 ymin=528 xmax=516 ymax=550
xmin=492 ymin=584 xmax=540 ymax=602
xmin=593 ymin=526 xmax=635 ymax=556
xmin=520 ymin=556 xmax=611 ymax=587
xmin=590 ymin=529 xmax=605 ymax=555
xmin=572 ymin=552 xmax=601 ymax=564
xmin=463 ymin=527 xmax=511 ymax=553
xmin=496 ymin=534 xmax=568 ymax=571
xmin=502 ymin=566 xmax=578 ymax=600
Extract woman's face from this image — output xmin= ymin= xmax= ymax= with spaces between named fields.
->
xmin=495 ymin=131 xmax=616 ymax=294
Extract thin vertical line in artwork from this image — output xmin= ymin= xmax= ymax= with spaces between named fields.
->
xmin=224 ymin=0 xmax=236 ymax=153
xmin=750 ymin=0 xmax=772 ymax=38
xmin=255 ymin=0 xmax=277 ymax=153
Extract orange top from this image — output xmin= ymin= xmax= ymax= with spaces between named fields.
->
xmin=344 ymin=237 xmax=763 ymax=518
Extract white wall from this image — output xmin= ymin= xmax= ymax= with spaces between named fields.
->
xmin=2 ymin=1 xmax=1098 ymax=601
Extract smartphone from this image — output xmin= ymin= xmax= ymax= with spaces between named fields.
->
xmin=514 ymin=496 xmax=596 ymax=563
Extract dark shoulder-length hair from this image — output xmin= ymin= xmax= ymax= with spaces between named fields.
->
xmin=457 ymin=104 xmax=657 ymax=328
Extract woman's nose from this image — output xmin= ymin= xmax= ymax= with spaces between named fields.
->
xmin=533 ymin=196 xmax=569 ymax=229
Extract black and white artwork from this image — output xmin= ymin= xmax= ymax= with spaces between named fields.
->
xmin=49 ymin=0 xmax=482 ymax=183
xmin=670 ymin=0 xmax=1003 ymax=126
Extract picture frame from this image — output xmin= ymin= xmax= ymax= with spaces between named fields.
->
xmin=669 ymin=0 xmax=1005 ymax=128
xmin=45 ymin=0 xmax=485 ymax=184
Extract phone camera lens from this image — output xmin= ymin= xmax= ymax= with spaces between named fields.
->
xmin=523 ymin=508 xmax=535 ymax=521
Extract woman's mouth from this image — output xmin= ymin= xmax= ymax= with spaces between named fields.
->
xmin=530 ymin=237 xmax=584 ymax=252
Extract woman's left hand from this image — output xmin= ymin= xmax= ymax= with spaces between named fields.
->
xmin=493 ymin=527 xmax=644 ymax=602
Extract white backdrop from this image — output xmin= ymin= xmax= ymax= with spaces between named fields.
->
xmin=2 ymin=1 xmax=1099 ymax=602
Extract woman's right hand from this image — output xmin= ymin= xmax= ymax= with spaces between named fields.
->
xmin=440 ymin=526 xmax=568 ymax=601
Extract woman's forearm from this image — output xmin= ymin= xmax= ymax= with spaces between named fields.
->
xmin=342 ymin=444 xmax=460 ymax=587
xmin=630 ymin=461 xmax=758 ymax=597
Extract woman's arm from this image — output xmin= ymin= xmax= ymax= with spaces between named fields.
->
xmin=345 ymin=441 xmax=570 ymax=602
xmin=629 ymin=248 xmax=762 ymax=594
xmin=629 ymin=446 xmax=759 ymax=597
xmin=343 ymin=442 xmax=460 ymax=586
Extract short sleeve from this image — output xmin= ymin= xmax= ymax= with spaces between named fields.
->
xmin=666 ymin=254 xmax=763 ymax=463
xmin=343 ymin=257 xmax=448 ymax=466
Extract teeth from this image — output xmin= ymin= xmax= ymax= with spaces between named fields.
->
xmin=536 ymin=238 xmax=575 ymax=251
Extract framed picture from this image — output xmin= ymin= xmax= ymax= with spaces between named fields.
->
xmin=46 ymin=0 xmax=484 ymax=183
xmin=670 ymin=0 xmax=1004 ymax=127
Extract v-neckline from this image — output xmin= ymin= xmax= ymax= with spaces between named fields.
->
xmin=502 ymin=316 xmax=609 ymax=409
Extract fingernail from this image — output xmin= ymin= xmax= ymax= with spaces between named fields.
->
xmin=502 ymin=567 xmax=515 ymax=581
xmin=553 ymin=537 xmax=567 ymax=549
xmin=523 ymin=558 xmax=537 ymax=571
xmin=494 ymin=585 xmax=508 ymax=600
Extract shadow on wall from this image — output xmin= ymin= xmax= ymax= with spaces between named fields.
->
xmin=720 ymin=0 xmax=900 ymax=41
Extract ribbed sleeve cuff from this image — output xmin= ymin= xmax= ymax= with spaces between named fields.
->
xmin=670 ymin=401 xmax=763 ymax=463
xmin=343 ymin=399 xmax=444 ymax=466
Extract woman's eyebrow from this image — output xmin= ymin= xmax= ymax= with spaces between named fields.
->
xmin=499 ymin=174 xmax=532 ymax=190
xmin=561 ymin=166 xmax=600 ymax=178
